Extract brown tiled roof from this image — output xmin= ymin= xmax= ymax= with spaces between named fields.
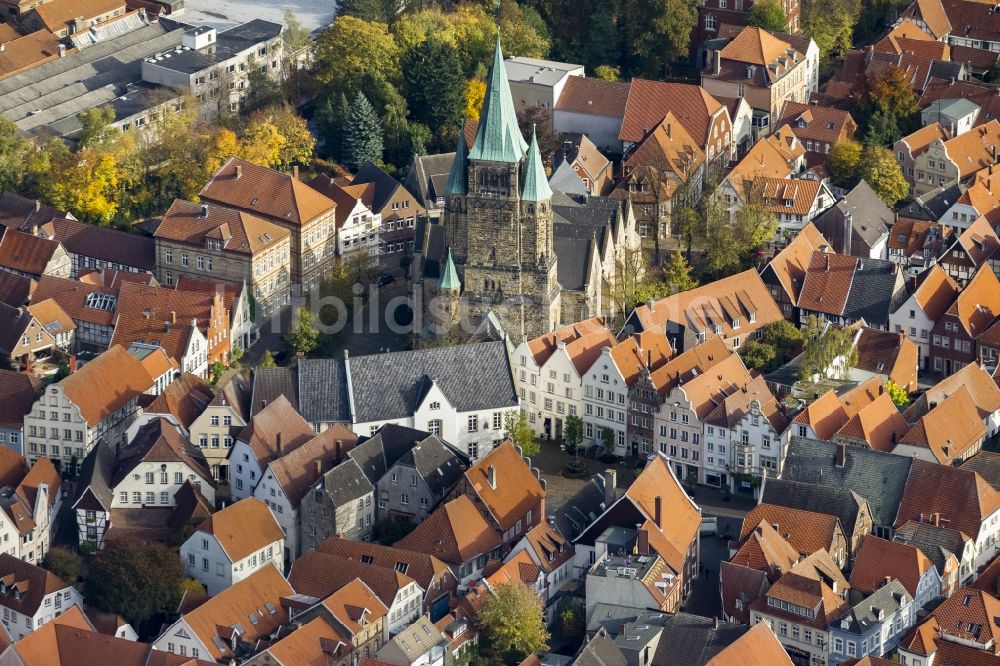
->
xmin=180 ymin=564 xmax=291 ymax=661
xmin=525 ymin=317 xmax=609 ymax=366
xmin=155 ymin=199 xmax=289 ymax=256
xmin=482 ymin=550 xmax=542 ymax=587
xmin=906 ymin=361 xmax=1000 ymax=423
xmin=648 ymin=336 xmax=732 ymax=398
xmin=44 ymin=217 xmax=155 ymax=272
xmin=236 ymin=394 xmax=315 ymax=466
xmin=0 ymin=228 xmax=60 ymax=276
xmin=30 ymin=274 xmax=117 ymax=327
xmin=267 ymin=424 xmax=360 ymax=508
xmin=899 ymin=122 xmax=949 ymax=157
xmin=763 ymin=223 xmax=830 ymax=303
xmin=895 ymin=459 xmax=1000 ymax=539
xmin=394 ymin=495 xmax=500 ymax=565
xmin=308 ymin=177 xmax=377 ymax=230
xmin=562 ymin=328 xmax=618 ymax=376
xmin=262 ymin=616 xmax=351 ymax=666
xmin=622 ymin=112 xmax=705 ymax=183
xmin=463 ymin=441 xmax=544 ymax=533
xmin=608 ymin=330 xmax=674 ymax=387
xmin=958 ymin=215 xmax=1000 ymax=266
xmin=60 ymin=346 xmax=152 ymax=426
xmin=313 ymin=537 xmax=453 ymax=592
xmin=110 ymin=281 xmax=225 ymax=368
xmin=0 ymin=29 xmax=67 ymax=81
xmin=0 ymin=271 xmax=34 ymax=308
xmin=0 ymin=445 xmax=26 ymax=489
xmin=718 ymin=27 xmax=796 ymax=71
xmin=32 ymin=0 xmax=124 ymax=30
xmin=778 ymin=102 xmax=856 ymax=147
xmin=753 ymin=571 xmax=845 ymax=629
xmin=753 ymin=178 xmax=823 ymax=216
xmin=620 ymin=79 xmax=724 ymax=146
xmin=740 ymin=504 xmax=842 ymax=558
xmin=719 ymin=561 xmax=769 ymax=624
xmin=194 ymin=497 xmax=283 ymax=562
xmin=888 ymin=218 xmax=952 ymax=258
xmin=143 ymin=373 xmax=213 ymax=431
xmin=0 ymin=369 xmax=42 ymax=431
xmin=631 ymin=269 xmax=782 ymax=341
xmin=898 ymin=385 xmax=986 ymax=463
xmin=960 ymin=164 xmax=1000 ymax=213
xmin=952 ymin=44 xmax=1000 ymax=69
xmin=730 ymin=520 xmax=800 ymax=580
xmin=521 ymin=520 xmax=573 ymax=573
xmin=625 ymin=455 xmax=701 ymax=574
xmin=849 ymin=535 xmax=933 ymax=597
xmin=555 ymin=76 xmax=630 ymax=118
xmin=930 ymin=586 xmax=1000 ymax=649
xmin=946 ymin=264 xmax=1000 ymax=337
xmin=676 ymin=354 xmax=753 ymax=420
xmin=798 ymin=252 xmax=857 ymax=316
xmin=705 ymin=621 xmax=793 ymax=666
xmin=725 ymin=138 xmax=796 ymax=194
xmin=26 ymin=297 xmax=74 ymax=336
xmin=289 ymin=550 xmax=416 ymax=608
xmin=792 ymin=390 xmax=849 ymax=440
xmin=910 ymin=264 xmax=960 ymax=321
xmin=0 ymin=554 xmax=72 ymax=617
xmin=200 ymin=157 xmax=336 ymax=227
xmin=943 ymin=120 xmax=1000 ymax=178
xmin=320 ymin=578 xmax=389 ymax=635
xmin=853 ymin=328 xmax=907 ymax=377
xmin=113 ymin=418 xmax=213 ymax=487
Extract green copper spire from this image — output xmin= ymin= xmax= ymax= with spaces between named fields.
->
xmin=439 ymin=248 xmax=461 ymax=291
xmin=520 ymin=125 xmax=552 ymax=202
xmin=444 ymin=125 xmax=468 ymax=196
xmin=469 ymin=37 xmax=528 ymax=163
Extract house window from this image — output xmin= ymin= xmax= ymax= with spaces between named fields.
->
xmin=428 ymin=420 xmax=442 ymax=435
xmin=467 ymin=416 xmax=478 ymax=432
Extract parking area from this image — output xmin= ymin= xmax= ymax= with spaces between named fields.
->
xmin=177 ymin=0 xmax=334 ymax=31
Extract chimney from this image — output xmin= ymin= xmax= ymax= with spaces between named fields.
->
xmin=603 ymin=469 xmax=617 ymax=504
xmin=878 ymin=384 xmax=884 ymax=396
xmin=884 ymin=575 xmax=891 ymax=588
xmin=235 ymin=165 xmax=242 ymax=179
xmin=276 ymin=432 xmax=283 ymax=456
xmin=58 ymin=44 xmax=65 ymax=58
xmin=69 ymin=355 xmax=77 ymax=372
xmin=620 ymin=624 xmax=628 ymax=637
xmin=891 ymin=430 xmax=897 ymax=445
xmin=314 ymin=460 xmax=322 ymax=481
xmin=292 ymin=165 xmax=299 ymax=180
xmin=487 ymin=464 xmax=496 ymax=489
xmin=654 ymin=495 xmax=662 ymax=528
xmin=932 ymin=512 xmax=940 ymax=527
xmin=835 ymin=442 xmax=846 ymax=467
xmin=713 ymin=617 xmax=719 ymax=630
xmin=0 ymin=44 xmax=5 ymax=53
xmin=171 ymin=310 xmax=176 ymax=324
xmin=713 ymin=49 xmax=722 ymax=76
xmin=636 ymin=528 xmax=650 ymax=555
xmin=335 ymin=439 xmax=343 ymax=461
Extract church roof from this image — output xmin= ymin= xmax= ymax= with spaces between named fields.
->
xmin=469 ymin=38 xmax=528 ymax=163
xmin=445 ymin=127 xmax=468 ymax=196
xmin=521 ymin=125 xmax=552 ymax=202
xmin=440 ymin=248 xmax=460 ymax=291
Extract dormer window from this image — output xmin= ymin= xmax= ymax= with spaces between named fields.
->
xmin=749 ymin=312 xmax=756 ymax=323
xmin=714 ymin=324 xmax=722 ymax=335
xmin=732 ymin=318 xmax=740 ymax=329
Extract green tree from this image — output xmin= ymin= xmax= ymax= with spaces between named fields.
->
xmin=315 ymin=16 xmax=401 ymax=95
xmin=593 ymin=64 xmax=621 ymax=81
xmin=78 ymin=105 xmax=118 ymax=150
xmin=259 ymin=350 xmax=278 ymax=368
xmin=245 ymin=64 xmax=285 ymax=112
xmin=314 ymin=92 xmax=352 ymax=161
xmin=619 ymin=0 xmax=697 ymax=78
xmin=402 ymin=39 xmax=465 ymax=141
xmin=864 ymin=108 xmax=902 ymax=147
xmin=478 ymin=583 xmax=550 ymax=661
xmin=338 ymin=0 xmax=408 ymax=25
xmin=0 ymin=117 xmax=28 ymax=193
xmin=268 ymin=104 xmax=316 ymax=168
xmin=559 ymin=603 xmax=585 ymax=638
xmin=85 ymin=539 xmax=184 ymax=634
xmin=564 ymin=414 xmax=583 ymax=453
xmin=857 ymin=144 xmax=909 ymax=206
xmin=760 ymin=319 xmax=803 ymax=363
xmin=799 ymin=316 xmax=858 ymax=382
xmin=746 ymin=0 xmax=787 ymax=32
xmin=343 ymin=93 xmax=384 ymax=171
xmin=827 ymin=140 xmax=862 ymax=189
xmin=861 ymin=65 xmax=919 ymax=123
xmin=504 ymin=411 xmax=539 ymax=458
xmin=663 ymin=249 xmax=699 ymax=294
xmin=42 ymin=547 xmax=83 ymax=584
xmin=703 ymin=192 xmax=777 ymax=274
xmin=802 ymin=0 xmax=857 ymax=62
xmin=740 ymin=340 xmax=777 ymax=371
xmin=285 ymin=307 xmax=320 ymax=356
xmin=886 ymin=379 xmax=911 ymax=407
xmin=209 ymin=361 xmax=227 ymax=385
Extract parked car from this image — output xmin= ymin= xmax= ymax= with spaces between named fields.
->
xmin=699 ymin=516 xmax=718 ymax=536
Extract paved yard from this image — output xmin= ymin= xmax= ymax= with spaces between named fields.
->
xmin=530 ymin=441 xmax=630 ymax=515
xmin=178 ymin=0 xmax=335 ymax=32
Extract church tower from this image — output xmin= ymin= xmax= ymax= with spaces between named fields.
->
xmin=442 ymin=38 xmax=560 ymax=340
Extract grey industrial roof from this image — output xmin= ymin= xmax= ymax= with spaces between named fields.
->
xmin=503 ymin=57 xmax=583 ymax=87
xmin=0 ymin=22 xmax=184 ymax=137
xmin=146 ymin=19 xmax=281 ymax=75
xmin=838 ymin=579 xmax=910 ymax=634
xmin=760 ymin=477 xmax=869 ymax=539
xmin=346 ymin=340 xmax=517 ymax=424
xmin=924 ymin=97 xmax=982 ymax=119
xmin=782 ymin=437 xmax=913 ymax=528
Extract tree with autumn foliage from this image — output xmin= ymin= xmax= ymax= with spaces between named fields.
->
xmin=857 ymin=144 xmax=909 ymax=206
xmin=857 ymin=65 xmax=919 ymax=144
xmin=478 ymin=583 xmax=549 ymax=662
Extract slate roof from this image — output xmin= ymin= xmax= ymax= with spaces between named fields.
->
xmin=348 ymin=423 xmax=435 ymax=485
xmin=405 ymin=153 xmax=455 ymax=209
xmin=250 ymin=366 xmax=298 ymax=415
xmin=346 ymin=341 xmax=517 ymax=424
xmin=297 ymin=358 xmax=349 ymax=423
xmin=0 ymin=369 xmax=42 ymax=431
xmin=352 ymin=162 xmax=406 ymax=213
xmin=553 ymin=474 xmax=611 ymax=541
xmin=894 ymin=519 xmax=969 ymax=574
xmin=318 ymin=459 xmax=373 ymax=508
xmin=759 ymin=477 xmax=868 ymax=541
xmin=961 ymin=451 xmax=1000 ymax=492
xmin=838 ymin=578 xmax=911 ymax=634
xmin=782 ymin=437 xmax=913 ymax=528
xmin=644 ymin=612 xmax=750 ymax=665
xmin=112 ymin=418 xmax=213 ymax=488
xmin=574 ymin=629 xmax=627 ymax=666
xmin=400 ymin=434 xmax=469 ymax=498
xmin=72 ymin=441 xmax=116 ymax=513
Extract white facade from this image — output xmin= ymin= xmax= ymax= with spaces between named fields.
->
xmin=189 ymin=401 xmax=246 ymax=483
xmin=253 ymin=468 xmax=297 ymax=561
xmin=512 ymin=341 xmax=588 ymax=439
xmin=353 ymin=380 xmax=516 ymax=462
xmin=581 ymin=347 xmax=631 ymax=454
xmin=338 ymin=199 xmax=382 ymax=258
xmin=889 ymin=291 xmax=937 ymax=370
xmin=719 ymin=401 xmax=786 ymax=492
xmin=153 ymin=616 xmax=212 ymax=661
xmin=0 ymin=584 xmax=82 ymax=641
xmin=655 ymin=386 xmax=706 ymax=484
xmin=385 ymin=579 xmax=424 ymax=636
xmin=180 ymin=533 xmax=284 ymax=597
xmin=228 ymin=438 xmax=265 ymax=501
xmin=110 ymin=461 xmax=216 ymax=510
xmin=938 ymin=199 xmax=981 ymax=236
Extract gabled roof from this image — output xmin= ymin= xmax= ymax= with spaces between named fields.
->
xmin=155 ymin=199 xmax=289 ymax=255
xmin=849 ymin=535 xmax=934 ymax=597
xmin=200 ymin=157 xmax=336 ymax=227
xmin=898 ymin=384 xmax=986 ymax=463
xmin=113 ymin=418 xmax=213 ymax=488
xmin=236 ymin=394 xmax=315 ymax=466
xmin=622 ymin=112 xmax=705 ymax=182
xmin=394 ymin=495 xmax=500 ymax=565
xmin=943 ymin=264 xmax=1000 ymax=337
xmin=607 ymin=331 xmax=674 ymax=387
xmin=289 ymin=550 xmax=417 ymax=609
xmin=40 ymin=216 xmax=154 ymax=272
xmin=648 ymin=336 xmax=732 ymax=399
xmin=895 ymin=459 xmax=1000 ymax=540
xmin=525 ymin=317 xmax=609 ymax=366
xmin=620 ymin=79 xmax=725 ymax=147
xmin=761 ymin=224 xmax=830 ymax=303
xmin=0 ymin=271 xmax=34 ymax=308
xmin=469 ymin=39 xmax=528 ymax=163
xmin=907 ymin=362 xmax=1000 ymax=424
xmin=260 ymin=615 xmax=351 ymax=666
xmin=778 ymin=101 xmax=856 ymax=146
xmin=0 ymin=369 xmax=42 ymax=431
xmin=178 ymin=564 xmax=291 ymax=661
xmin=730 ymin=520 xmax=800 ymax=580
xmin=60 ymin=346 xmax=152 ymax=427
xmin=835 ymin=392 xmax=909 ymax=452
xmin=267 ymin=424 xmax=359 ymax=509
xmin=753 ymin=178 xmax=824 ymax=216
xmin=760 ymin=478 xmax=867 ymax=539
xmin=463 ymin=441 xmax=544 ymax=533
xmin=193 ymin=497 xmax=283 ymax=562
xmin=798 ymin=252 xmax=856 ymax=316
xmin=895 ymin=518 xmax=969 ymax=577
xmin=0 ymin=228 xmax=61 ymax=276
xmin=718 ymin=26 xmax=796 ymax=69
xmin=351 ymin=161 xmax=408 ymax=213
xmin=313 ymin=537 xmax=452 ymax=592
xmin=555 ymin=76 xmax=630 ymax=118
xmin=927 ymin=587 xmax=1000 ymax=650
xmin=704 ymin=618 xmax=793 ymax=666
xmin=739 ymin=503 xmax=842 ymax=558
xmin=726 ymin=137 xmax=796 ymax=194
xmin=0 ymin=553 xmax=72 ymax=617
xmin=910 ymin=264 xmax=960 ymax=321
